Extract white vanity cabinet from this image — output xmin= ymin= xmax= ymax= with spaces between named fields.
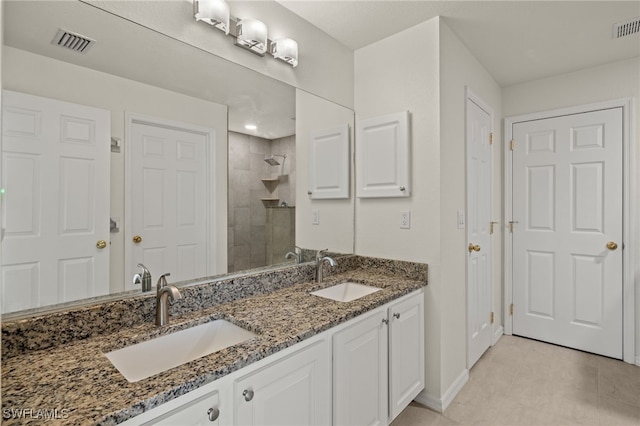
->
xmin=333 ymin=307 xmax=389 ymax=426
xmin=141 ymin=390 xmax=221 ymax=425
xmin=388 ymin=292 xmax=425 ymax=421
xmin=333 ymin=291 xmax=424 ymax=425
xmin=233 ymin=338 xmax=330 ymax=425
xmin=120 ymin=289 xmax=424 ymax=426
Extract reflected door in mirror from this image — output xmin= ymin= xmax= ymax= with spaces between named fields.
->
xmin=1 ymin=90 xmax=111 ymax=313
xmin=128 ymin=117 xmax=212 ymax=287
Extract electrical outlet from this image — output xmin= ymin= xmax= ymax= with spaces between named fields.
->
xmin=312 ymin=210 xmax=320 ymax=225
xmin=400 ymin=211 xmax=411 ymax=229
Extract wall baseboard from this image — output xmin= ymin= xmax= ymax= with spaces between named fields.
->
xmin=493 ymin=325 xmax=504 ymax=345
xmin=413 ymin=369 xmax=469 ymax=413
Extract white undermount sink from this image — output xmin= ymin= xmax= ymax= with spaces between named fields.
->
xmin=104 ymin=319 xmax=256 ymax=382
xmin=310 ymin=282 xmax=381 ymax=303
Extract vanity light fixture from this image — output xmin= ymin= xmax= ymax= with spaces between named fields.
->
xmin=271 ymin=38 xmax=298 ymax=67
xmin=192 ymin=1 xmax=298 ymax=67
xmin=235 ymin=18 xmax=268 ymax=56
xmin=194 ymin=0 xmax=230 ymax=35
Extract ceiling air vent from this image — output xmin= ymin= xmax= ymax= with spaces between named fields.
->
xmin=613 ymin=17 xmax=640 ymax=39
xmin=52 ymin=29 xmax=96 ymax=54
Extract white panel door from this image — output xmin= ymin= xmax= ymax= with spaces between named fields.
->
xmin=308 ymin=124 xmax=350 ymax=199
xmin=129 ymin=120 xmax=209 ymax=284
xmin=1 ymin=90 xmax=110 ymax=313
xmin=356 ymin=111 xmax=410 ymax=198
xmin=466 ymin=97 xmax=493 ymax=368
xmin=512 ymin=107 xmax=623 ymax=359
xmin=234 ymin=339 xmax=330 ymax=426
xmin=333 ymin=309 xmax=388 ymax=426
xmin=388 ymin=293 xmax=424 ymax=422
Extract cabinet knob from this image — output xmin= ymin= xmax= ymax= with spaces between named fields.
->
xmin=207 ymin=407 xmax=220 ymax=422
xmin=381 ymin=318 xmax=389 ymax=325
xmin=393 ymin=312 xmax=401 ymax=319
xmin=243 ymin=389 xmax=254 ymax=402
xmin=399 ymin=186 xmax=406 ymax=192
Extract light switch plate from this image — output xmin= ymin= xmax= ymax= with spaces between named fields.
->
xmin=312 ymin=210 xmax=320 ymax=225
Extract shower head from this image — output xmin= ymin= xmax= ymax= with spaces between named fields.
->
xmin=264 ymin=154 xmax=286 ymax=166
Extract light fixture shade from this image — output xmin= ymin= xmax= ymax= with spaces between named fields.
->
xmin=194 ymin=0 xmax=230 ymax=35
xmin=235 ymin=18 xmax=268 ymax=56
xmin=271 ymin=38 xmax=298 ymax=67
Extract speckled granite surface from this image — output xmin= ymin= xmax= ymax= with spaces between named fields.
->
xmin=1 ymin=256 xmax=427 ymax=425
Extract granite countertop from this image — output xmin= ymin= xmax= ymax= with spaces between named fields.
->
xmin=1 ymin=267 xmax=425 ymax=425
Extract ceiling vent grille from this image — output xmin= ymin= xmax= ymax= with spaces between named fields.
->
xmin=52 ymin=29 xmax=96 ymax=53
xmin=613 ymin=17 xmax=640 ymax=39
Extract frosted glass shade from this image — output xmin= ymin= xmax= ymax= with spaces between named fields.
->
xmin=194 ymin=0 xmax=230 ymax=34
xmin=235 ymin=18 xmax=268 ymax=55
xmin=271 ymin=38 xmax=298 ymax=67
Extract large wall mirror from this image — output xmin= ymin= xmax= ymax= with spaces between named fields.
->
xmin=1 ymin=0 xmax=355 ymax=317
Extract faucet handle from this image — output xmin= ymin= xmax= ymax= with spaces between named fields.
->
xmin=316 ymin=248 xmax=329 ymax=260
xmin=157 ymin=273 xmax=171 ymax=290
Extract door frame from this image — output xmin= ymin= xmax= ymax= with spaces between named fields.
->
xmin=465 ymin=87 xmax=494 ymax=368
xmin=503 ymin=98 xmax=636 ymax=364
xmin=124 ymin=112 xmax=218 ymax=287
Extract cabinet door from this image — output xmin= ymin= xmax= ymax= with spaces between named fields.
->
xmin=356 ymin=111 xmax=410 ymax=198
xmin=142 ymin=391 xmax=220 ymax=425
xmin=388 ymin=293 xmax=425 ymax=421
xmin=234 ymin=339 xmax=330 ymax=426
xmin=333 ymin=309 xmax=388 ymax=426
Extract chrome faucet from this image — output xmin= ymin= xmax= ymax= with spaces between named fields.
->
xmin=315 ymin=249 xmax=336 ymax=283
xmin=133 ymin=263 xmax=152 ymax=292
xmin=155 ymin=273 xmax=182 ymax=326
xmin=285 ymin=245 xmax=302 ymax=264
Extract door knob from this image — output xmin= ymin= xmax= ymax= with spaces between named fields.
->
xmin=606 ymin=241 xmax=618 ymax=251
xmin=468 ymin=244 xmax=481 ymax=253
xmin=207 ymin=407 xmax=220 ymax=422
xmin=96 ymin=240 xmax=107 ymax=249
xmin=133 ymin=235 xmax=142 ymax=244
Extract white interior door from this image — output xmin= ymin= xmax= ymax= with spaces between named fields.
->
xmin=466 ymin=95 xmax=493 ymax=368
xmin=1 ymin=90 xmax=110 ymax=313
xmin=128 ymin=118 xmax=210 ymax=286
xmin=511 ymin=107 xmax=623 ymax=359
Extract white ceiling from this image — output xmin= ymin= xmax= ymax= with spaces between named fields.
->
xmin=3 ymin=1 xmax=296 ymax=139
xmin=277 ymin=0 xmax=640 ymax=87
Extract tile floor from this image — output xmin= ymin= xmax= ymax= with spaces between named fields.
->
xmin=392 ymin=335 xmax=640 ymax=425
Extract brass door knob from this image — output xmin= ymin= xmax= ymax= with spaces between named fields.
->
xmin=606 ymin=241 xmax=618 ymax=251
xmin=468 ymin=244 xmax=481 ymax=253
xmin=96 ymin=240 xmax=107 ymax=249
xmin=133 ymin=235 xmax=142 ymax=244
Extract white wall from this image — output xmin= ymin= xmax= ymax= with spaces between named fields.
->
xmin=354 ymin=16 xmax=503 ymax=409
xmin=3 ymin=47 xmax=229 ymax=293
xmin=90 ymin=0 xmax=354 ymax=109
xmin=503 ymin=57 xmax=640 ymax=361
xmin=296 ymin=89 xmax=355 ymax=254
xmin=439 ymin=19 xmax=503 ymax=399
xmin=355 ymin=16 xmax=444 ymax=402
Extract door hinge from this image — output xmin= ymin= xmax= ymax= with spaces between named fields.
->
xmin=510 ymin=304 xmax=514 ymax=316
xmin=489 ymin=132 xmax=493 ymax=145
xmin=510 ymin=140 xmax=515 ymax=151
xmin=508 ymin=221 xmax=518 ymax=233
xmin=490 ymin=221 xmax=498 ymax=235
xmin=490 ymin=312 xmax=494 ymax=324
